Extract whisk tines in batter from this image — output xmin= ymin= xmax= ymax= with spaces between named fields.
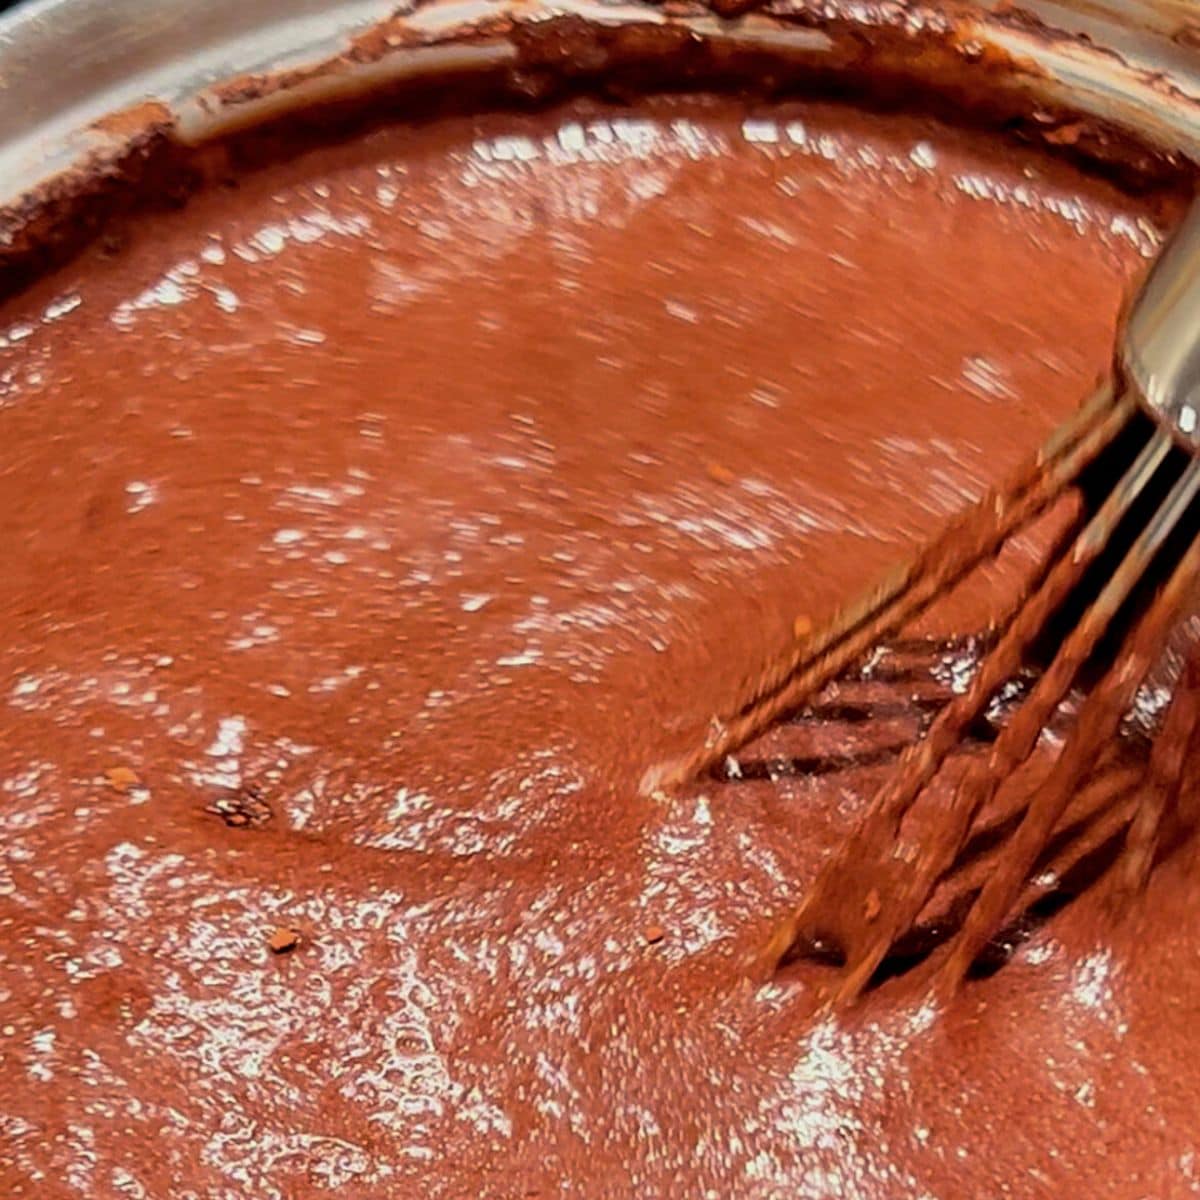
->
xmin=643 ymin=198 xmax=1200 ymax=1004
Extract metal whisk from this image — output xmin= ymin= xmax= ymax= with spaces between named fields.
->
xmin=644 ymin=196 xmax=1200 ymax=1004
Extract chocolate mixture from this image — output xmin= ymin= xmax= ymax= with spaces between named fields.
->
xmin=1 ymin=85 xmax=1198 ymax=1197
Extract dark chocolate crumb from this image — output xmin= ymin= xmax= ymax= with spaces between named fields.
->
xmin=205 ymin=783 xmax=273 ymax=829
xmin=268 ymin=927 xmax=301 ymax=954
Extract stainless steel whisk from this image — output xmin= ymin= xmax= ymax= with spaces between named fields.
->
xmin=645 ymin=196 xmax=1200 ymax=1004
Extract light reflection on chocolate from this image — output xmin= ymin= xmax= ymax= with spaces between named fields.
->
xmin=0 ymin=75 xmax=1195 ymax=1196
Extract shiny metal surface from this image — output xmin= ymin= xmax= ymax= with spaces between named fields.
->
xmin=1124 ymin=200 xmax=1200 ymax=447
xmin=0 ymin=0 xmax=403 ymax=186
xmin=0 ymin=0 xmax=1196 ymax=209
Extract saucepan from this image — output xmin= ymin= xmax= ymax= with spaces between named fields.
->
xmin=0 ymin=0 xmax=1196 ymax=246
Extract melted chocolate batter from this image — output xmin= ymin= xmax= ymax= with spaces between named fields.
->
xmin=1 ymin=92 xmax=1196 ymax=1197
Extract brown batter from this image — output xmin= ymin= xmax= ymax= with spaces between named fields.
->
xmin=0 ymin=89 xmax=1196 ymax=1197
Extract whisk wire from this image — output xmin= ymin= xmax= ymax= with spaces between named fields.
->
xmin=934 ymin=455 xmax=1200 ymax=992
xmin=643 ymin=387 xmax=1131 ymax=794
xmin=748 ymin=416 xmax=1200 ymax=1004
